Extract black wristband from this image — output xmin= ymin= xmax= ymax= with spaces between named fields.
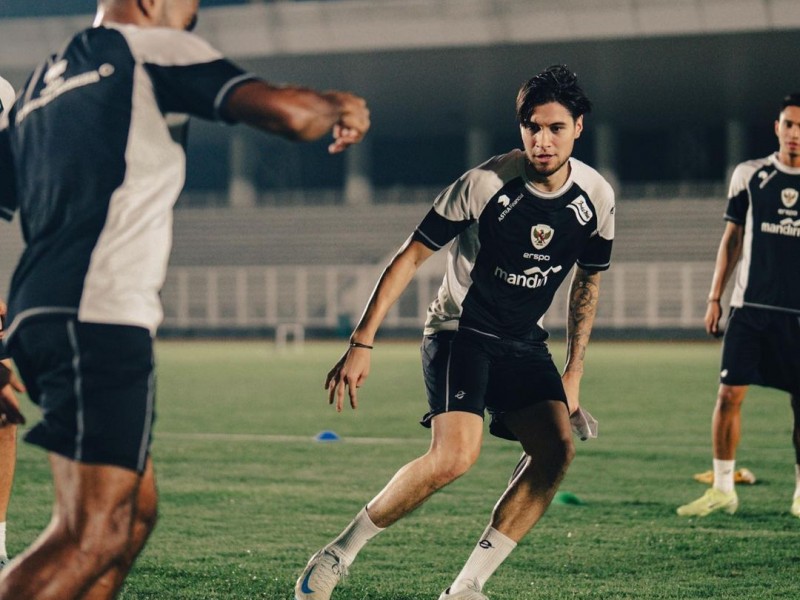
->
xmin=349 ymin=341 xmax=374 ymax=350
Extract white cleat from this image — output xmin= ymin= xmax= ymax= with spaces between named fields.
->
xmin=294 ymin=547 xmax=348 ymax=600
xmin=438 ymin=579 xmax=489 ymax=600
xmin=677 ymin=487 xmax=738 ymax=517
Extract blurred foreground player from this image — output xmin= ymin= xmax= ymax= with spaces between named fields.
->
xmin=0 ymin=1 xmax=369 ymax=598
xmin=678 ymin=94 xmax=800 ymax=518
xmin=0 ymin=77 xmax=27 ymax=572
xmin=295 ymin=65 xmax=614 ymax=600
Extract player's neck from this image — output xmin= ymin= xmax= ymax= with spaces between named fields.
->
xmin=778 ymin=151 xmax=800 ymax=169
xmin=526 ymin=161 xmax=571 ymax=194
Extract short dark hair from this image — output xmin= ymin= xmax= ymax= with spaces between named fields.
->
xmin=781 ymin=93 xmax=800 ymax=112
xmin=516 ymin=65 xmax=592 ymax=125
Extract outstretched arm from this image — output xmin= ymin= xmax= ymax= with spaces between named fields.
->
xmin=705 ymin=221 xmax=743 ymax=336
xmin=326 ymin=239 xmax=434 ymax=412
xmin=562 ymin=266 xmax=601 ymax=414
xmin=223 ymin=82 xmax=370 ymax=154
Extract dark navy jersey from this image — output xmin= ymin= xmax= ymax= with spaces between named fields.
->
xmin=0 ymin=24 xmax=257 ymax=338
xmin=725 ymin=153 xmax=800 ymax=314
xmin=413 ymin=150 xmax=615 ymax=341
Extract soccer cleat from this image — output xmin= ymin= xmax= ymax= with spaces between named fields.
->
xmin=677 ymin=488 xmax=738 ymax=517
xmin=791 ymin=497 xmax=800 ymax=518
xmin=294 ymin=547 xmax=348 ymax=600
xmin=438 ymin=579 xmax=489 ymax=600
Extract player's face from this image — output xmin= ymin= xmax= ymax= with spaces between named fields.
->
xmin=776 ymin=105 xmax=800 ymax=167
xmin=158 ymin=0 xmax=200 ymax=31
xmin=520 ymin=102 xmax=583 ymax=190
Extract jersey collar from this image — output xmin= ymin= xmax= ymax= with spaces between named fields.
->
xmin=521 ymin=155 xmax=575 ymax=199
xmin=769 ymin=152 xmax=800 ymax=175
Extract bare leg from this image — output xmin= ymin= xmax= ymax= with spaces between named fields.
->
xmin=0 ymin=425 xmax=16 ymax=523
xmin=0 ymin=454 xmax=143 ymax=600
xmin=78 ymin=459 xmax=158 ymax=600
xmin=790 ymin=394 xmax=800 ymax=466
xmin=490 ymin=400 xmax=574 ymax=541
xmin=442 ymin=400 xmax=574 ymax=594
xmin=712 ymin=384 xmax=748 ymax=460
xmin=367 ymin=411 xmax=483 ymax=528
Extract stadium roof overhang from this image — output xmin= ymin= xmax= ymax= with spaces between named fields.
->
xmin=0 ymin=0 xmax=798 ymax=136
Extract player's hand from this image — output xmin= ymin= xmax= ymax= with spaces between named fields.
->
xmin=325 ymin=92 xmax=370 ymax=154
xmin=324 ymin=346 xmax=372 ymax=412
xmin=561 ymin=370 xmax=581 ymax=415
xmin=705 ymin=300 xmax=723 ymax=337
xmin=0 ymin=359 xmax=25 ymax=427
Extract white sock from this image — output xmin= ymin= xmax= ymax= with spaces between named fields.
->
xmin=327 ymin=506 xmax=384 ymax=566
xmin=448 ymin=526 xmax=517 ymax=594
xmin=0 ymin=521 xmax=6 ymax=558
xmin=794 ymin=465 xmax=800 ymax=500
xmin=713 ymin=459 xmax=736 ymax=494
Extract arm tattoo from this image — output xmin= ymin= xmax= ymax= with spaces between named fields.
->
xmin=565 ymin=268 xmax=601 ymax=373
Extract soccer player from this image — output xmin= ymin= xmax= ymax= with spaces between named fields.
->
xmin=295 ymin=65 xmax=614 ymax=600
xmin=0 ymin=76 xmax=27 ymax=572
xmin=0 ymin=1 xmax=369 ymax=598
xmin=677 ymin=94 xmax=800 ymax=518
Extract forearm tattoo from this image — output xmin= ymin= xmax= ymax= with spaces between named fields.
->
xmin=565 ymin=269 xmax=601 ymax=373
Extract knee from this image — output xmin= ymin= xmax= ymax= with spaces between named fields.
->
xmin=135 ymin=495 xmax=159 ymax=540
xmin=429 ymin=446 xmax=480 ymax=487
xmin=529 ymin=435 xmax=574 ymax=485
xmin=54 ymin=508 xmax=136 ymax=569
xmin=717 ymin=387 xmax=745 ymax=410
xmin=550 ymin=435 xmax=575 ymax=474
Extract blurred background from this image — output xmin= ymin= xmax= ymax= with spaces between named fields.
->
xmin=0 ymin=0 xmax=798 ymax=339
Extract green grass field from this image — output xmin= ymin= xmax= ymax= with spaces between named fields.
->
xmin=7 ymin=340 xmax=800 ymax=599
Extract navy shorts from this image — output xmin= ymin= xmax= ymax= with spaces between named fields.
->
xmin=720 ymin=306 xmax=800 ymax=394
xmin=8 ymin=317 xmax=156 ymax=473
xmin=420 ymin=329 xmax=567 ymax=441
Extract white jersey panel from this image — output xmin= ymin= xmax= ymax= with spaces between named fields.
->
xmin=78 ymin=63 xmax=184 ymax=332
xmin=426 ymin=153 xmax=520 ymax=332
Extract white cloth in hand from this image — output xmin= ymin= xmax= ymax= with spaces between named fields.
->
xmin=570 ymin=406 xmax=598 ymax=440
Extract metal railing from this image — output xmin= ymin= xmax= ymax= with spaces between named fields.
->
xmin=160 ymin=261 xmax=716 ymax=333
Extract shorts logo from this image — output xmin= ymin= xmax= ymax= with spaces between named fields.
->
xmin=531 ymin=224 xmax=554 ymax=249
xmin=781 ymin=188 xmax=798 ymax=208
xmin=720 ymin=369 xmax=728 ymax=378
xmin=454 ymin=390 xmax=466 ymax=399
xmin=479 ymin=539 xmax=494 ymax=549
xmin=567 ymin=195 xmax=593 ymax=225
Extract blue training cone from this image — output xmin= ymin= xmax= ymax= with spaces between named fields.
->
xmin=314 ymin=430 xmax=341 ymax=442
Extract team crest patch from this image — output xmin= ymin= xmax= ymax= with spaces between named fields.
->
xmin=781 ymin=188 xmax=798 ymax=208
xmin=531 ymin=224 xmax=554 ymax=249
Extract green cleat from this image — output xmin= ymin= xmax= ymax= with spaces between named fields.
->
xmin=677 ymin=488 xmax=738 ymax=517
xmin=791 ymin=497 xmax=800 ymax=518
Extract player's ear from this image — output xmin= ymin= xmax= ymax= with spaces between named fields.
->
xmin=574 ymin=114 xmax=584 ymax=139
xmin=136 ymin=0 xmax=160 ymax=20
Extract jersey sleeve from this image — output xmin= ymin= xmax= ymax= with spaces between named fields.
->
xmin=411 ymin=174 xmax=478 ymax=250
xmin=724 ymin=163 xmax=752 ymax=225
xmin=0 ymin=127 xmax=17 ymax=222
xmin=577 ymin=183 xmax=615 ymax=272
xmin=0 ymin=79 xmax=17 ymax=221
xmin=412 ymin=207 xmax=473 ymax=250
xmin=129 ymin=29 xmax=258 ymax=123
